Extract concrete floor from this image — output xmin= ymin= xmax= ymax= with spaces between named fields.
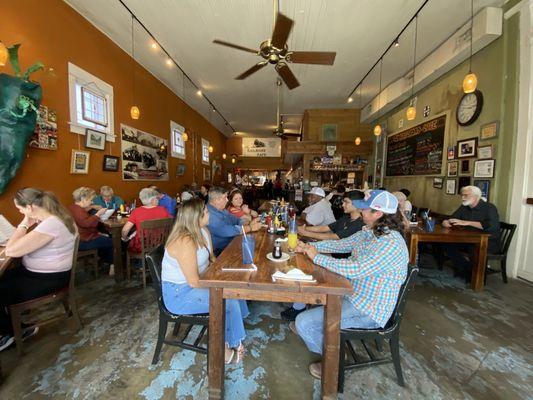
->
xmin=1 ymin=255 xmax=532 ymax=400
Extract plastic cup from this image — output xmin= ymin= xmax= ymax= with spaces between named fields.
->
xmin=426 ymin=219 xmax=436 ymax=232
xmin=242 ymin=236 xmax=256 ymax=264
xmin=288 ymin=232 xmax=298 ymax=252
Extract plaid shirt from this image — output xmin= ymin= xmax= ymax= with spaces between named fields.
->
xmin=312 ymin=229 xmax=408 ymax=327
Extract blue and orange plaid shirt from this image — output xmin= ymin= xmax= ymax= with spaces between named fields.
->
xmin=312 ymin=228 xmax=408 ymax=327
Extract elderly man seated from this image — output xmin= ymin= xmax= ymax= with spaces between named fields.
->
xmin=301 ymin=187 xmax=335 ymax=226
xmin=92 ymin=186 xmax=124 ymax=211
xmin=206 ymin=186 xmax=261 ymax=256
xmin=442 ymin=185 xmax=500 ymax=282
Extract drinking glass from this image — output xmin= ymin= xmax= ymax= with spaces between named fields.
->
xmin=287 ymin=232 xmax=298 ymax=253
xmin=242 ymin=236 xmax=256 ymax=264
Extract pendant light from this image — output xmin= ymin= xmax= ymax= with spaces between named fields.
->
xmin=222 ymin=153 xmax=227 ymax=159
xmin=130 ymin=15 xmax=140 ymax=120
xmin=406 ymin=16 xmax=418 ymax=121
xmin=182 ymin=131 xmax=188 ymax=142
xmin=355 ymin=137 xmax=361 ymax=146
xmin=0 ymin=42 xmax=8 ymax=67
xmin=463 ymin=0 xmax=477 ymax=93
xmin=208 ymin=145 xmax=214 ymax=153
xmin=373 ymin=57 xmax=383 ymax=136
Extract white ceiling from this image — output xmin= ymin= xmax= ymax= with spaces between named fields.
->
xmin=64 ymin=0 xmax=505 ymax=138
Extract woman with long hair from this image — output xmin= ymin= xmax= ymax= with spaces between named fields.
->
xmin=227 ymin=190 xmax=258 ymax=223
xmin=1 ymin=188 xmax=77 ymax=351
xmin=162 ymin=199 xmax=249 ymax=364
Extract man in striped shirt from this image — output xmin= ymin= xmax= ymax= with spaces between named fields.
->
xmin=292 ymin=190 xmax=409 ymax=380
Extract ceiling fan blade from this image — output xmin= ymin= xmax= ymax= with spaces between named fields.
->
xmin=288 ymin=51 xmax=336 ymax=65
xmin=235 ymin=62 xmax=268 ymax=80
xmin=271 ymin=13 xmax=294 ymax=49
xmin=276 ymin=63 xmax=299 ymax=89
xmin=213 ymin=39 xmax=258 ymax=54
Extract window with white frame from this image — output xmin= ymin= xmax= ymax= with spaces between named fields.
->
xmin=202 ymin=138 xmax=210 ymax=164
xmin=170 ymin=121 xmax=186 ymax=159
xmin=68 ymin=62 xmax=115 ymax=141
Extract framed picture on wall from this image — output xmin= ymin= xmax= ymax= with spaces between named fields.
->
xmin=460 ymin=160 xmax=470 ymax=174
xmin=474 ymin=159 xmax=495 ymax=178
xmin=102 ymin=155 xmax=119 ymax=172
xmin=445 ymin=179 xmax=457 ymax=195
xmin=447 ymin=161 xmax=458 ymax=177
xmin=70 ymin=150 xmax=90 ymax=174
xmin=474 ymin=179 xmax=490 ymax=200
xmin=433 ymin=177 xmax=443 ymax=189
xmin=458 ymin=176 xmax=471 ymax=192
xmin=457 ymin=137 xmax=477 ymax=158
xmin=477 ymin=145 xmax=493 ymax=159
xmin=447 ymin=146 xmax=456 ymax=160
xmin=480 ymin=121 xmax=499 ymax=140
xmin=85 ymin=128 xmax=106 ymax=151
xmin=176 ymin=164 xmax=186 ymax=177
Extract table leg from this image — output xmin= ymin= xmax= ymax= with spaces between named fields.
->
xmin=321 ymin=294 xmax=342 ymax=399
xmin=409 ymin=235 xmax=419 ymax=266
xmin=110 ymin=226 xmax=124 ymax=283
xmin=208 ymin=288 xmax=225 ymax=400
xmin=471 ymin=236 xmax=488 ymax=291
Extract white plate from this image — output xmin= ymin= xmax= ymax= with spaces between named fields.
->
xmin=266 ymin=252 xmax=290 ymax=262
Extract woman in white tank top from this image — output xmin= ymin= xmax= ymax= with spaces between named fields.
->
xmin=162 ymin=199 xmax=249 ymax=364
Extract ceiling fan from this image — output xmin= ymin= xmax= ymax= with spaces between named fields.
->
xmin=273 ymin=79 xmax=300 ymax=140
xmin=213 ymin=1 xmax=336 ymax=90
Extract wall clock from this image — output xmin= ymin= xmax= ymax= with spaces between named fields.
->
xmin=456 ymin=90 xmax=483 ymax=126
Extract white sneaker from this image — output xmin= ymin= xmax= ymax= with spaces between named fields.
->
xmin=0 ymin=335 xmax=14 ymax=352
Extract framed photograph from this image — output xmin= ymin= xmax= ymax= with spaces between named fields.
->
xmin=445 ymin=179 xmax=457 ymax=195
xmin=203 ymin=167 xmax=211 ymax=181
xmin=474 ymin=179 xmax=491 ymax=201
xmin=447 ymin=146 xmax=456 ymax=160
xmin=458 ymin=176 xmax=471 ymax=192
xmin=474 ymin=159 xmax=495 ymax=178
xmin=102 ymin=155 xmax=119 ymax=172
xmin=447 ymin=161 xmax=459 ymax=177
xmin=433 ymin=177 xmax=443 ymax=189
xmin=70 ymin=150 xmax=90 ymax=174
xmin=461 ymin=160 xmax=470 ymax=174
xmin=457 ymin=137 xmax=477 ymax=158
xmin=477 ymin=145 xmax=493 ymax=159
xmin=176 ymin=164 xmax=186 ymax=177
xmin=480 ymin=121 xmax=499 ymax=140
xmin=322 ymin=124 xmax=338 ymax=141
xmin=85 ymin=128 xmax=106 ymax=151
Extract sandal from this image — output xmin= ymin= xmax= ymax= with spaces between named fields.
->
xmin=224 ymin=348 xmax=235 ymax=365
xmin=233 ymin=344 xmax=245 ymax=364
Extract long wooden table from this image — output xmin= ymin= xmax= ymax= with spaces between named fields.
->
xmin=0 ymin=246 xmax=13 ymax=278
xmin=407 ymin=224 xmax=490 ymax=291
xmin=199 ymin=229 xmax=353 ymax=399
xmin=101 ymin=218 xmax=127 ymax=282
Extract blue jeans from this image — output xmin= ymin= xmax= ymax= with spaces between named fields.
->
xmin=162 ymin=281 xmax=249 ymax=348
xmin=79 ymin=235 xmax=114 ymax=264
xmin=295 ymin=299 xmax=380 ymax=355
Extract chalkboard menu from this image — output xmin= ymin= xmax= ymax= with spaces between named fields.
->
xmin=386 ymin=114 xmax=446 ymax=176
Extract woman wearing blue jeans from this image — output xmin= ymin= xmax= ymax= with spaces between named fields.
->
xmin=161 ymin=199 xmax=248 ymax=364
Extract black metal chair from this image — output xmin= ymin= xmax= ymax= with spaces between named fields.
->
xmin=338 ymin=266 xmax=418 ymax=392
xmin=485 ymin=222 xmax=517 ymax=284
xmin=145 ymin=245 xmax=209 ymax=365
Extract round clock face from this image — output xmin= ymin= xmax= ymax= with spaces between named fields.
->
xmin=456 ymin=90 xmax=483 ymax=126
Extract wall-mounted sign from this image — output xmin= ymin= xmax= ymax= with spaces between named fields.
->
xmin=242 ymin=137 xmax=281 ymax=157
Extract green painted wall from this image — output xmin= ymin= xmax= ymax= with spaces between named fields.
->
xmin=376 ymin=13 xmax=519 ymax=219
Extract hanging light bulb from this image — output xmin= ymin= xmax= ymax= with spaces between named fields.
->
xmin=355 ymin=137 xmax=361 ymax=146
xmin=373 ymin=125 xmax=382 ymax=136
xmin=0 ymin=42 xmax=8 ymax=67
xmin=406 ymin=106 xmax=416 ymax=121
xmin=182 ymin=131 xmax=188 ymax=142
xmin=463 ymin=0 xmax=478 ymax=93
xmin=463 ymin=73 xmax=477 ymax=93
xmin=222 ymin=153 xmax=227 ymax=159
xmin=208 ymin=145 xmax=214 ymax=153
xmin=347 ymin=97 xmax=353 ymax=103
xmin=196 ymin=89 xmax=202 ymax=96
xmin=231 ymin=157 xmax=236 ymax=164
xmin=130 ymin=105 xmax=140 ymax=120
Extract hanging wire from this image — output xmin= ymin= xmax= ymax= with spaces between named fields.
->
xmin=469 ymin=0 xmax=473 ymax=73
xmin=410 ymin=16 xmax=418 ymax=101
xmin=131 ymin=14 xmax=135 ymax=107
xmin=378 ymin=57 xmax=383 ymax=112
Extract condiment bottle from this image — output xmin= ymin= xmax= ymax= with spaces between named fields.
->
xmin=273 ymin=240 xmax=282 ymax=259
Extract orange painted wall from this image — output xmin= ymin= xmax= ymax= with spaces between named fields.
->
xmin=0 ymin=0 xmax=227 ymax=223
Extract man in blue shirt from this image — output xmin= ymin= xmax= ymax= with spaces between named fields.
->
xmin=149 ymin=186 xmax=176 ymax=217
xmin=207 ymin=186 xmax=261 ymax=256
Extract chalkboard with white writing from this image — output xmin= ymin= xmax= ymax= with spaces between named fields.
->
xmin=385 ymin=115 xmax=446 ymax=176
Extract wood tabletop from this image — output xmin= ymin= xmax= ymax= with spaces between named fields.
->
xmin=407 ymin=224 xmax=491 ymax=241
xmin=199 ymin=229 xmax=353 ymax=297
xmin=101 ymin=217 xmax=128 ymax=229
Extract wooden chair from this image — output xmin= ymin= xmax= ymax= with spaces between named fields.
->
xmin=485 ymin=222 xmax=517 ymax=284
xmin=77 ymin=248 xmax=99 ymax=278
xmin=145 ymin=245 xmax=208 ymax=364
xmin=126 ymin=218 xmax=174 ymax=289
xmin=8 ymin=236 xmax=83 ymax=356
xmin=338 ymin=266 xmax=418 ymax=392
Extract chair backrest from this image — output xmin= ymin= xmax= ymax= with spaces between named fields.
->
xmin=139 ymin=218 xmax=174 ymax=256
xmin=69 ymin=235 xmax=81 ymax=292
xmin=145 ymin=244 xmax=165 ymax=297
xmin=386 ymin=265 xmax=418 ymax=329
xmin=498 ymin=221 xmax=517 ymax=255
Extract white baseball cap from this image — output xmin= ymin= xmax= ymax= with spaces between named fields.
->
xmin=353 ymin=190 xmax=398 ymax=214
xmin=309 ymin=187 xmax=326 ymax=197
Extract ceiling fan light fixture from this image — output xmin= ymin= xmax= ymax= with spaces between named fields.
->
xmin=355 ymin=137 xmax=361 ymax=145
xmin=373 ymin=125 xmax=382 ymax=136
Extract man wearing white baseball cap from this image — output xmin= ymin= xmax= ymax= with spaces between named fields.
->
xmin=291 ymin=190 xmax=409 ymax=380
xmin=301 ymin=187 xmax=336 ymax=227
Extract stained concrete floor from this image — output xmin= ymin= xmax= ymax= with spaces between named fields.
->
xmin=1 ymin=255 xmax=532 ymax=400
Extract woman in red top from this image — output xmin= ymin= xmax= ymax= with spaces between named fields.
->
xmin=68 ymin=187 xmax=114 ymax=267
xmin=121 ymin=188 xmax=171 ymax=253
xmin=226 ymin=190 xmax=258 ymax=223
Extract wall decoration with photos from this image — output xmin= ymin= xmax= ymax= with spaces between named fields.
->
xmin=445 ymin=179 xmax=457 ymax=195
xmin=474 ymin=159 xmax=495 ymax=178
xmin=474 ymin=179 xmax=490 ymax=200
xmin=480 ymin=121 xmax=499 ymax=140
xmin=458 ymin=176 xmax=471 ymax=192
xmin=447 ymin=160 xmax=458 ymax=177
xmin=433 ymin=177 xmax=443 ymax=189
xmin=477 ymin=145 xmax=493 ymax=159
xmin=447 ymin=146 xmax=456 ymax=160
xmin=103 ymin=155 xmax=119 ymax=172
xmin=121 ymin=124 xmax=168 ymax=181
xmin=457 ymin=137 xmax=477 ymax=158
xmin=461 ymin=160 xmax=470 ymax=174
xmin=71 ymin=150 xmax=90 ymax=174
xmin=29 ymin=105 xmax=58 ymax=150
xmin=85 ymin=128 xmax=106 ymax=150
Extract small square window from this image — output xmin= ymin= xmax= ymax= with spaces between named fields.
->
xmin=81 ymin=87 xmax=108 ymax=127
xmin=170 ymin=121 xmax=186 ymax=159
xmin=202 ymin=138 xmax=210 ymax=164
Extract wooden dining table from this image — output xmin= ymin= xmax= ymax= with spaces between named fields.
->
xmin=101 ymin=217 xmax=127 ymax=282
xmin=0 ymin=246 xmax=13 ymax=278
xmin=199 ymin=228 xmax=353 ymax=400
xmin=406 ymin=223 xmax=490 ymax=291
